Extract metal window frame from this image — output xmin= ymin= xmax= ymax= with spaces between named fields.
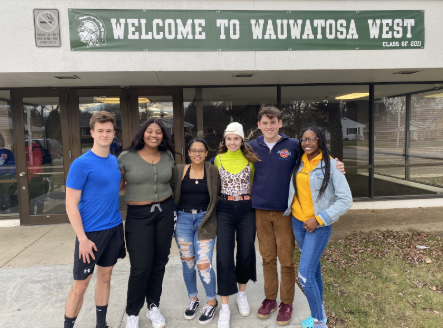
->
xmin=368 ymin=84 xmax=375 ymax=199
xmin=181 ymin=81 xmax=443 ymax=201
xmin=0 ymin=80 xmax=441 ymax=217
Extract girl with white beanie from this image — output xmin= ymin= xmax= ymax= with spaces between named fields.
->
xmin=214 ymin=122 xmax=260 ymax=328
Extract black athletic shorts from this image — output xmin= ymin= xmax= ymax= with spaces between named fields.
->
xmin=73 ymin=223 xmax=126 ymax=280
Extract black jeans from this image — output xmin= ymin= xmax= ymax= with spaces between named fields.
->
xmin=216 ymin=199 xmax=257 ymax=296
xmin=125 ymin=197 xmax=176 ymax=315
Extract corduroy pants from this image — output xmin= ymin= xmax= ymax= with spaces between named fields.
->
xmin=255 ymin=209 xmax=296 ymax=304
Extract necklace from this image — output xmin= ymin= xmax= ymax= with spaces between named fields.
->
xmin=142 ymin=148 xmax=158 ymax=164
xmin=190 ymin=165 xmax=203 ymax=184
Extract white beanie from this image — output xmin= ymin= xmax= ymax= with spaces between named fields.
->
xmin=223 ymin=122 xmax=245 ymax=140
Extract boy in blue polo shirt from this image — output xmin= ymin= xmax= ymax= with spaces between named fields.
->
xmin=64 ymin=111 xmax=125 ymax=328
xmin=249 ymin=106 xmax=345 ymax=325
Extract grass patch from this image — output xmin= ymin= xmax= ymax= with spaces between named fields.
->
xmin=294 ymin=230 xmax=443 ymax=327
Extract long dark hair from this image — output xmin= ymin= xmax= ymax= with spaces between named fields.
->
xmin=125 ymin=119 xmax=174 ymax=154
xmin=292 ymin=126 xmax=331 ymax=202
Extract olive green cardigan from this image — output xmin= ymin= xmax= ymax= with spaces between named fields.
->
xmin=171 ymin=162 xmax=220 ymax=240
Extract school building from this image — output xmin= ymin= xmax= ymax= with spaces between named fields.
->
xmin=0 ymin=0 xmax=442 ymax=226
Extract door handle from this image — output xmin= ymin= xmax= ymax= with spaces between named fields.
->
xmin=19 ymin=172 xmax=26 ymax=177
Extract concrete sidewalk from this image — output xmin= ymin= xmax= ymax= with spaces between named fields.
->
xmin=4 ymin=206 xmax=440 ymax=327
xmin=0 ymin=224 xmax=310 ymax=328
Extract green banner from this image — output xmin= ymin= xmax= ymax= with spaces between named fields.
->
xmin=69 ymin=9 xmax=424 ymax=51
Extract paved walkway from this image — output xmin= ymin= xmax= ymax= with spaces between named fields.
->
xmin=0 ymin=224 xmax=310 ymax=328
xmin=3 ymin=207 xmax=441 ymax=327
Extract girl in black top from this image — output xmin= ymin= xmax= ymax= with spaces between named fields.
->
xmin=177 ymin=166 xmax=210 ymax=210
xmin=171 ymin=138 xmax=221 ymax=325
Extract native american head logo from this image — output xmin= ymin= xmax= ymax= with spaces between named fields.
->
xmin=75 ymin=13 xmax=106 ymax=47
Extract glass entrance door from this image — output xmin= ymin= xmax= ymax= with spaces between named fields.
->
xmin=13 ymin=89 xmax=71 ymax=225
xmin=0 ymin=90 xmax=18 ymax=218
xmin=23 ymin=97 xmax=65 ymax=216
xmin=10 ymin=87 xmax=183 ymax=226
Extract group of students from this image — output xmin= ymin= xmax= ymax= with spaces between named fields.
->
xmin=63 ymin=106 xmax=352 ymax=328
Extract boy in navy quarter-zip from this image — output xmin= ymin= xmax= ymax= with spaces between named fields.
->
xmin=249 ymin=106 xmax=345 ymax=326
xmin=250 ymin=133 xmax=298 ymax=212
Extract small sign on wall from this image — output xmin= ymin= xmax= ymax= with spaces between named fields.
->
xmin=34 ymin=9 xmax=61 ymax=47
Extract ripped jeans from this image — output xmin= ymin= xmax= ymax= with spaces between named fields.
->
xmin=175 ymin=210 xmax=217 ymax=300
xmin=292 ymin=216 xmax=332 ymax=322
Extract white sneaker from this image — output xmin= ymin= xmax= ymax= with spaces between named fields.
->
xmin=236 ymin=293 xmax=250 ymax=317
xmin=217 ymin=308 xmax=230 ymax=328
xmin=146 ymin=305 xmax=166 ymax=328
xmin=125 ymin=315 xmax=139 ymax=328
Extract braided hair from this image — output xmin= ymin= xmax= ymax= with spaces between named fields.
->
xmin=292 ymin=126 xmax=331 ymax=203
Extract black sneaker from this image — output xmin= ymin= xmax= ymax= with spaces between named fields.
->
xmin=96 ymin=324 xmax=111 ymax=328
xmin=198 ymin=300 xmax=218 ymax=325
xmin=184 ymin=299 xmax=200 ymax=320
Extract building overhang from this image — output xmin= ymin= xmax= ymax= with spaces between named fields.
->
xmin=1 ymin=68 xmax=443 ymax=88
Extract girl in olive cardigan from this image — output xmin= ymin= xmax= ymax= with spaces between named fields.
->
xmin=171 ymin=138 xmax=221 ymax=325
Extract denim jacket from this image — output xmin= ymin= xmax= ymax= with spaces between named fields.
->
xmin=283 ymin=158 xmax=353 ymax=226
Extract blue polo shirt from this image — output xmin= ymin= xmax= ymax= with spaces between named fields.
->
xmin=66 ymin=150 xmax=122 ymax=233
xmin=249 ymin=134 xmax=299 ymax=211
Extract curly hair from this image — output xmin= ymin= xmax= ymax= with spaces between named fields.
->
xmin=125 ymin=118 xmax=174 ymax=155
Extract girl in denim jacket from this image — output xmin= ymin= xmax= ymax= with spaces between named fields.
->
xmin=284 ymin=127 xmax=353 ymax=328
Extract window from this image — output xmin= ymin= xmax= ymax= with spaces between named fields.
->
xmin=374 ymin=84 xmax=443 ymax=197
xmin=183 ymin=87 xmax=277 ymax=162
xmin=182 ymin=84 xmax=443 ymax=201
xmin=347 ymin=128 xmax=358 ymax=135
xmin=282 ymin=85 xmax=370 ymax=199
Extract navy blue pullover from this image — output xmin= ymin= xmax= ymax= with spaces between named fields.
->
xmin=249 ymin=133 xmax=299 ymax=211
